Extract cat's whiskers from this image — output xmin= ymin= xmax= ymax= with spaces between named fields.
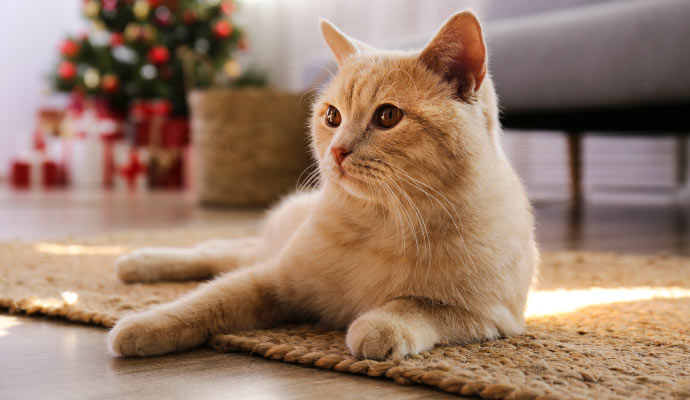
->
xmin=348 ymin=161 xmax=424 ymax=262
xmin=383 ymin=162 xmax=463 ymax=235
xmin=378 ymin=179 xmax=406 ymax=258
xmin=370 ymin=174 xmax=404 ymax=256
xmin=385 ymin=176 xmax=432 ymax=270
xmin=379 ymin=175 xmax=423 ymax=264
xmin=351 ymin=158 xmax=473 ymax=275
xmin=295 ymin=162 xmax=319 ymax=192
xmin=378 ymin=179 xmax=410 ymax=261
xmin=392 ymin=173 xmax=480 ymax=281
xmin=302 ymin=168 xmax=322 ymax=190
xmin=379 ymin=160 xmax=468 ymax=248
xmin=370 ymin=181 xmax=386 ymax=243
xmin=298 ymin=163 xmax=325 ymax=210
xmin=376 ymin=160 xmax=480 ymax=276
xmin=298 ymin=86 xmax=323 ymax=106
xmin=368 ymin=178 xmax=392 ymax=251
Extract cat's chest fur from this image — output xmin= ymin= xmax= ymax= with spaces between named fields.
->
xmin=275 ymin=191 xmax=473 ymax=315
xmin=312 ymin=191 xmax=465 ymax=268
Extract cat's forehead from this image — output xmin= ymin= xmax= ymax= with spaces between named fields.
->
xmin=327 ymin=54 xmax=425 ymax=110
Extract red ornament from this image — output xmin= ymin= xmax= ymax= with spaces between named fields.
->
xmin=59 ymin=39 xmax=80 ymax=57
xmin=102 ymin=0 xmax=118 ymax=12
xmin=102 ymin=74 xmax=119 ymax=92
xmin=58 ymin=61 xmax=77 ymax=80
xmin=110 ymin=32 xmax=125 ymax=46
xmin=213 ymin=20 xmax=232 ymax=38
xmin=147 ymin=0 xmax=160 ymax=7
xmin=148 ymin=45 xmax=170 ymax=64
xmin=220 ymin=1 xmax=235 ymax=14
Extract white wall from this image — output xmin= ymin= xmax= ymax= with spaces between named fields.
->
xmin=238 ymin=0 xmax=484 ymax=91
xmin=0 ymin=0 xmax=84 ymax=178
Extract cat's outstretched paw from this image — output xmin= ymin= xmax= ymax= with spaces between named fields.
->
xmin=115 ymin=250 xmax=162 ymax=283
xmin=108 ymin=311 xmax=205 ymax=357
xmin=346 ymin=312 xmax=420 ymax=360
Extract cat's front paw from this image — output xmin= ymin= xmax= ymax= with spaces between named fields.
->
xmin=346 ymin=312 xmax=421 ymax=360
xmin=115 ymin=250 xmax=159 ymax=283
xmin=108 ymin=310 xmax=205 ymax=357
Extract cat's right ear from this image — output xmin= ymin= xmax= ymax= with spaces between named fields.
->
xmin=320 ymin=19 xmax=359 ymax=66
xmin=419 ymin=11 xmax=487 ymax=100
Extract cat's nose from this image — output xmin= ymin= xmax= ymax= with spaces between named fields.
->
xmin=331 ymin=146 xmax=351 ymax=167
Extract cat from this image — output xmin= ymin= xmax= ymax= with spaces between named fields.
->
xmin=108 ymin=11 xmax=538 ymax=360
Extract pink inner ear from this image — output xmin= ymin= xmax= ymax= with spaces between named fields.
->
xmin=421 ymin=12 xmax=487 ymax=96
xmin=449 ymin=21 xmax=486 ymax=91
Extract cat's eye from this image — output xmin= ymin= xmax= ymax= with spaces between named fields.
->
xmin=325 ymin=105 xmax=342 ymax=127
xmin=374 ymin=104 xmax=403 ymax=129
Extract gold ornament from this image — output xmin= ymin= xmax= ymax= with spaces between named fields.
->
xmin=83 ymin=0 xmax=100 ymax=18
xmin=223 ymin=59 xmax=242 ymax=79
xmin=124 ymin=23 xmax=141 ymax=41
xmin=92 ymin=20 xmax=107 ymax=32
xmin=84 ymin=68 xmax=101 ymax=89
xmin=141 ymin=25 xmax=157 ymax=42
xmin=133 ymin=0 xmax=150 ymax=20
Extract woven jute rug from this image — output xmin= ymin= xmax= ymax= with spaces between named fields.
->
xmin=1 ymin=228 xmax=689 ymax=400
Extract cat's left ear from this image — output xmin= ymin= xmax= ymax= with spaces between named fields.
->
xmin=320 ymin=19 xmax=362 ymax=66
xmin=419 ymin=11 xmax=487 ymax=99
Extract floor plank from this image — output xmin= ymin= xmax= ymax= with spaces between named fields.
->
xmin=0 ymin=316 xmax=454 ymax=400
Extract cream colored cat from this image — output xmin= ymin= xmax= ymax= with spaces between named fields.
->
xmin=108 ymin=11 xmax=537 ymax=360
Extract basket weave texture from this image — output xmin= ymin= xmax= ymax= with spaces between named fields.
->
xmin=189 ymin=88 xmax=312 ymax=207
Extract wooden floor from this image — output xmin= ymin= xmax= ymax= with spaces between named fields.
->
xmin=1 ymin=188 xmax=688 ymax=399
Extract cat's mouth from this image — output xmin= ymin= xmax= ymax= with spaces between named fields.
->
xmin=327 ymin=162 xmax=369 ymax=190
xmin=335 ymin=166 xmax=356 ymax=183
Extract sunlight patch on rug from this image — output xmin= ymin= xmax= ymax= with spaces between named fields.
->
xmin=33 ymin=243 xmax=126 ymax=256
xmin=526 ymin=286 xmax=690 ymax=317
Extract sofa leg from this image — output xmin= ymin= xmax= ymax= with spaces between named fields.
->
xmin=566 ymin=131 xmax=583 ymax=204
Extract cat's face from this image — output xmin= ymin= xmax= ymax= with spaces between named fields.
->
xmin=311 ymin=12 xmax=494 ymax=202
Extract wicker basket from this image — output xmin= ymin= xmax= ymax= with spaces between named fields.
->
xmin=188 ymin=88 xmax=312 ymax=207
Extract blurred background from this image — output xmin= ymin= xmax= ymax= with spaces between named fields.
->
xmin=1 ymin=0 xmax=688 ymax=253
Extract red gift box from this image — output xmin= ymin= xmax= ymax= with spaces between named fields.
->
xmin=42 ymin=160 xmax=59 ymax=188
xmin=162 ymin=118 xmax=189 ymax=148
xmin=10 ymin=160 xmax=31 ymax=188
xmin=129 ymin=100 xmax=188 ymax=148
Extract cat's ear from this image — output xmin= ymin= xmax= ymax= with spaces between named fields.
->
xmin=419 ymin=11 xmax=487 ymax=99
xmin=320 ymin=19 xmax=360 ymax=66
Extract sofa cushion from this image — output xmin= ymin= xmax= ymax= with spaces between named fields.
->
xmin=487 ymin=0 xmax=690 ymax=112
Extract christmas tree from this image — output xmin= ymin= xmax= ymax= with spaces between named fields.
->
xmin=53 ymin=0 xmax=260 ymax=116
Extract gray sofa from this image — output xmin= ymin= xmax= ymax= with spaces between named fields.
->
xmin=489 ymin=0 xmax=690 ymax=132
